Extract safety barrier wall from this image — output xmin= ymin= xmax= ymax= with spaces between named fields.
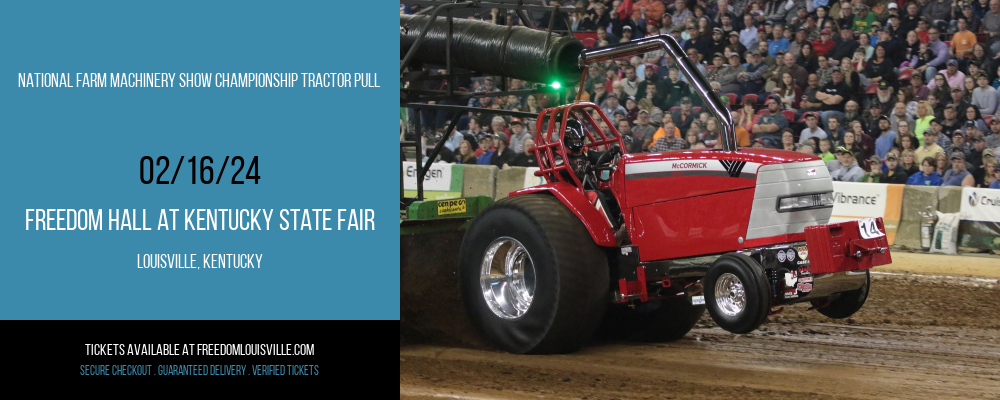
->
xmin=402 ymin=162 xmax=499 ymax=200
xmin=414 ymin=161 xmax=999 ymax=251
xmin=958 ymin=187 xmax=1000 ymax=250
xmin=829 ymin=182 xmax=903 ymax=245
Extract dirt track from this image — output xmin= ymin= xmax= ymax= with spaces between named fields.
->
xmin=400 ymin=251 xmax=1000 ymax=399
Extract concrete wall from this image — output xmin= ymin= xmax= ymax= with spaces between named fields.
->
xmin=895 ymin=186 xmax=939 ymax=249
xmin=460 ymin=165 xmax=497 ymax=199
xmin=495 ymin=167 xmax=529 ymax=199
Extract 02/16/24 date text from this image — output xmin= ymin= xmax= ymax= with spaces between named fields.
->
xmin=140 ymin=156 xmax=259 ymax=184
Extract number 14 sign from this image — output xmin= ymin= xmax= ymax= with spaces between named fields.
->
xmin=857 ymin=218 xmax=885 ymax=239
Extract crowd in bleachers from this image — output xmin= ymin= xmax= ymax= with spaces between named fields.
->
xmin=404 ymin=0 xmax=1000 ymax=188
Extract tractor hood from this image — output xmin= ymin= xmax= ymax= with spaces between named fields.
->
xmin=621 ymin=149 xmax=819 ymax=207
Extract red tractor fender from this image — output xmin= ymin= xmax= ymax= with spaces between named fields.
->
xmin=508 ymin=181 xmax=618 ymax=247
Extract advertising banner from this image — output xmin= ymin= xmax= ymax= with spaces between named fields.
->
xmin=958 ymin=187 xmax=1000 ymax=250
xmin=402 ymin=162 xmax=463 ymax=199
xmin=829 ymin=182 xmax=904 ymax=245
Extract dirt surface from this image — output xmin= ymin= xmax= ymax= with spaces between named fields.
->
xmin=400 ymin=252 xmax=1000 ymax=399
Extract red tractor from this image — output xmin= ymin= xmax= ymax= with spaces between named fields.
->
xmin=458 ymin=36 xmax=891 ymax=354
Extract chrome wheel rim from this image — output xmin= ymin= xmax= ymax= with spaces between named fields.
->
xmin=480 ymin=237 xmax=536 ymax=320
xmin=714 ymin=273 xmax=746 ymax=317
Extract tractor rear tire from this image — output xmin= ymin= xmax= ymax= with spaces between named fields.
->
xmin=459 ymin=194 xmax=609 ymax=354
xmin=703 ymin=253 xmax=771 ymax=334
xmin=602 ymin=297 xmax=705 ymax=342
xmin=814 ymin=270 xmax=870 ymax=319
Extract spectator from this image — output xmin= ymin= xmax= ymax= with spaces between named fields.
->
xmin=898 ymin=3 xmax=922 ymax=36
xmin=874 ymin=115 xmax=898 ymax=158
xmin=812 ymin=28 xmax=835 ymax=56
xmin=987 ymin=158 xmax=1000 ymax=189
xmin=735 ymin=97 xmax=758 ymax=133
xmin=816 ymin=66 xmax=850 ymax=131
xmin=914 ymin=101 xmax=935 ymax=143
xmin=907 ymin=156 xmax=944 ymax=185
xmin=753 ymin=95 xmax=790 ymax=147
xmin=828 ymin=28 xmax=860 ymax=62
xmin=698 ymin=118 xmax=721 ymax=148
xmin=710 ymin=28 xmax=729 ymax=56
xmin=738 ymin=51 xmax=771 ymax=95
xmin=662 ymin=67 xmax=691 ymax=109
xmin=972 ymin=74 xmax=1000 ymax=116
xmin=476 ymin=135 xmax=495 ymax=164
xmin=864 ymin=44 xmax=897 ymax=89
xmin=788 ymin=27 xmax=809 ymax=60
xmin=782 ymin=52 xmax=809 ymax=91
xmin=797 ymin=73 xmax=824 ymax=115
xmin=774 ymin=72 xmax=802 ymax=110
xmin=740 ymin=14 xmax=759 ymax=50
xmin=911 ymin=74 xmax=931 ymax=102
xmin=636 ymin=64 xmax=661 ymax=101
xmin=456 ymin=140 xmax=477 ymax=165
xmin=815 ymin=54 xmax=833 ymax=86
xmin=922 ymin=0 xmax=952 ymax=28
xmin=841 ymin=100 xmax=865 ymax=132
xmin=637 ymin=98 xmax=663 ymax=125
xmin=813 ymin=138 xmax=833 ymax=161
xmin=507 ymin=119 xmax=532 ymax=154
xmin=769 ymin=24 xmax=789 ymax=56
xmin=862 ymin=155 xmax=886 ymax=182
xmin=799 ymin=44 xmax=821 ymax=74
xmin=941 ymin=104 xmax=963 ymax=133
xmin=937 ymin=151 xmax=952 ymax=175
xmin=970 ymin=135 xmax=990 ymax=169
xmin=961 ymin=105 xmax=988 ymax=132
xmin=988 ymin=119 xmax=1000 ymax=148
xmin=464 ymin=119 xmax=486 ymax=153
xmin=780 ymin=128 xmax=797 ymax=151
xmin=727 ymin=30 xmax=749 ymax=61
xmin=890 ymin=101 xmax=915 ymax=135
xmin=828 ymin=115 xmax=848 ymax=145
xmin=884 ymin=153 xmax=911 ymax=183
xmin=914 ymin=129 xmax=945 ymax=162
xmin=931 ymin=60 xmax=967 ymax=92
xmin=841 ymin=129 xmax=865 ymax=161
xmin=632 ymin=112 xmax=657 ymax=151
xmin=672 ymin=97 xmax=697 ymax=133
xmin=621 ymin=66 xmax=641 ymax=98
xmin=490 ymin=132 xmax=515 ymax=168
xmin=950 ymin=17 xmax=977 ymax=60
xmin=838 ymin=56 xmax=862 ymax=96
xmin=730 ymin=110 xmax=751 ymax=147
xmin=601 ymin=92 xmax=627 ymax=118
xmin=830 ymin=146 xmax=866 ymax=181
xmin=984 ymin=0 xmax=1000 ymax=56
xmin=942 ymin=152 xmax=975 ymax=186
xmin=646 ymin=113 xmax=679 ymax=150
xmin=901 ymin=149 xmax=921 ymax=176
xmin=919 ymin=28 xmax=950 ymax=83
xmin=947 ymin=131 xmax=972 ymax=159
xmin=718 ymin=53 xmax=746 ymax=93
xmin=800 ymin=112 xmax=827 ymax=144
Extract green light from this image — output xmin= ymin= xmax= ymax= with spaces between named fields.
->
xmin=550 ymin=81 xmax=562 ymax=89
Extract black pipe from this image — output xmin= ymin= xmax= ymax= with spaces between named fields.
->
xmin=401 ymin=14 xmax=584 ymax=84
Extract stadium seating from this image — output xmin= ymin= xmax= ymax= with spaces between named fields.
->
xmin=724 ymin=93 xmax=737 ymax=107
xmin=898 ymin=68 xmax=913 ymax=81
xmin=866 ymin=82 xmax=878 ymax=94
xmin=782 ymin=110 xmax=795 ymax=123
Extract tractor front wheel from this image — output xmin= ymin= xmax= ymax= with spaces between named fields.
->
xmin=703 ymin=253 xmax=771 ymax=334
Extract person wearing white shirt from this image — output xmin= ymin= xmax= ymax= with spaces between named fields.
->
xmin=799 ymin=112 xmax=828 ymax=144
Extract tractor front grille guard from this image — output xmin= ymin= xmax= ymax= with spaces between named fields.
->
xmin=531 ymin=103 xmax=622 ymax=187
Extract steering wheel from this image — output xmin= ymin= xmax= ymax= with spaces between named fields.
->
xmin=594 ymin=145 xmax=621 ymax=182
